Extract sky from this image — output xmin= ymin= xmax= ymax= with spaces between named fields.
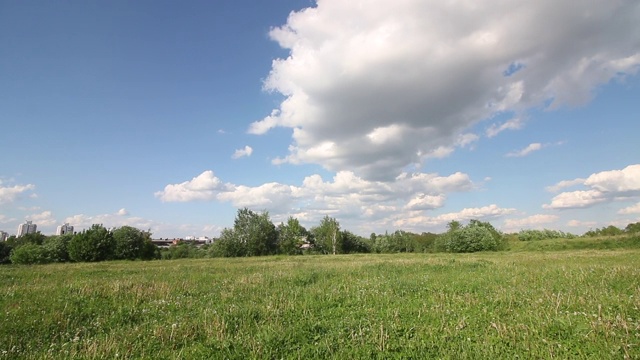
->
xmin=1 ymin=0 xmax=639 ymax=238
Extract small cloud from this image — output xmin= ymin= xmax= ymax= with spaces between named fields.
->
xmin=0 ymin=183 xmax=36 ymax=204
xmin=543 ymin=164 xmax=640 ymax=210
xmin=28 ymin=210 xmax=57 ymax=226
xmin=486 ymin=118 xmax=524 ymax=138
xmin=232 ymin=146 xmax=253 ymax=159
xmin=545 ymin=178 xmax=585 ymax=193
xmin=567 ymin=219 xmax=597 ymax=228
xmin=505 ymin=143 xmax=543 ymax=157
xmin=618 ymin=202 xmax=640 ymax=215
xmin=217 ymin=129 xmax=226 ymax=134
xmin=117 ymin=208 xmax=129 ymax=216
xmin=502 ymin=214 xmax=558 ymax=232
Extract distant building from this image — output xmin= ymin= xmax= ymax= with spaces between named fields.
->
xmin=17 ymin=221 xmax=37 ymax=237
xmin=56 ymin=223 xmax=74 ymax=236
xmin=0 ymin=231 xmax=8 ymax=241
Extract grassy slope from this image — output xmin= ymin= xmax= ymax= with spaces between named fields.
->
xmin=1 ymin=247 xmax=639 ymax=359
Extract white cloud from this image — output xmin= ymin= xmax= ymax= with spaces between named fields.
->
xmin=404 ymin=194 xmax=446 ymax=211
xmin=584 ymin=164 xmax=640 ymax=193
xmin=505 ymin=143 xmax=543 ymax=157
xmin=28 ymin=210 xmax=57 ymax=227
xmin=567 ymin=219 xmax=597 ymax=228
xmin=117 ymin=208 xmax=129 ymax=216
xmin=393 ymin=204 xmax=517 ymax=230
xmin=0 ymin=183 xmax=35 ymax=204
xmin=155 ymin=171 xmax=232 ymax=202
xmin=544 ymin=189 xmax=607 ymax=209
xmin=486 ymin=118 xmax=523 ymax=138
xmin=249 ymin=0 xmax=640 ymax=180
xmin=231 ymin=146 xmax=253 ymax=159
xmin=618 ymin=202 xmax=640 ymax=215
xmin=0 ymin=214 xmax=16 ymax=224
xmin=65 ymin=210 xmax=154 ymax=232
xmin=156 ymin=169 xmax=475 ymax=232
xmin=544 ymin=164 xmax=640 ymax=209
xmin=545 ymin=178 xmax=586 ymax=193
xmin=502 ymin=214 xmax=558 ymax=232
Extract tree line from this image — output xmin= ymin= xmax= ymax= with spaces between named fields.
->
xmin=0 ymin=225 xmax=157 ymax=265
xmin=2 ymin=208 xmax=639 ymax=265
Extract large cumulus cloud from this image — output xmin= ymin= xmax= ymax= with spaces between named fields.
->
xmin=250 ymin=0 xmax=640 ymax=180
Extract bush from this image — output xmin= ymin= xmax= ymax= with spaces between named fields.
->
xmin=113 ymin=226 xmax=158 ymax=260
xmin=161 ymin=243 xmax=207 ymax=260
xmin=0 ymin=242 xmax=12 ymax=264
xmin=443 ymin=226 xmax=498 ymax=253
xmin=10 ymin=244 xmax=52 ymax=264
xmin=43 ymin=234 xmax=72 ymax=263
xmin=68 ymin=224 xmax=115 ymax=262
xmin=436 ymin=220 xmax=503 ymax=253
xmin=518 ymin=229 xmax=576 ymax=241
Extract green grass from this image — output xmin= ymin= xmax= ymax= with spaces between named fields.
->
xmin=506 ymin=234 xmax=640 ymax=252
xmin=1 ymin=250 xmax=639 ymax=359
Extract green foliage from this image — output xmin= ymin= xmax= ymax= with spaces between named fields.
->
xmin=43 ymin=234 xmax=72 ymax=263
xmin=208 ymin=209 xmax=278 ymax=258
xmin=509 ymin=234 xmax=640 ymax=252
xmin=584 ymin=225 xmax=624 ymax=237
xmin=68 ymin=224 xmax=115 ymax=262
xmin=624 ymin=222 xmax=640 ymax=234
xmin=312 ymin=216 xmax=341 ymax=254
xmin=209 ymin=228 xmax=245 ymax=257
xmin=518 ymin=229 xmax=576 ymax=241
xmin=437 ymin=220 xmax=503 ymax=253
xmin=112 ymin=226 xmax=157 ymax=260
xmin=411 ymin=232 xmax=438 ymax=253
xmin=9 ymin=243 xmax=52 ymax=264
xmin=277 ymin=217 xmax=307 ymax=255
xmin=341 ymin=230 xmax=370 ymax=253
xmin=0 ymin=242 xmax=12 ymax=264
xmin=6 ymin=232 xmax=46 ymax=248
xmin=162 ymin=243 xmax=207 ymax=260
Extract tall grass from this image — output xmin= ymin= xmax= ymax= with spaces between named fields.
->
xmin=1 ymin=250 xmax=639 ymax=359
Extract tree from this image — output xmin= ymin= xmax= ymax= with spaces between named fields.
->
xmin=312 ymin=216 xmax=341 ymax=254
xmin=43 ymin=234 xmax=72 ymax=262
xmin=10 ymin=243 xmax=51 ymax=264
xmin=0 ymin=241 xmax=14 ymax=264
xmin=626 ymin=222 xmax=640 ymax=234
xmin=235 ymin=208 xmax=278 ymax=256
xmin=447 ymin=220 xmax=462 ymax=232
xmin=210 ymin=208 xmax=278 ymax=257
xmin=277 ymin=217 xmax=308 ymax=255
xmin=68 ymin=224 xmax=115 ymax=262
xmin=112 ymin=226 xmax=157 ymax=260
xmin=436 ymin=219 xmax=503 ymax=253
xmin=341 ymin=230 xmax=370 ymax=253
xmin=6 ymin=232 xmax=46 ymax=248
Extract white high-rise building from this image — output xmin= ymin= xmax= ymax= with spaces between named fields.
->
xmin=17 ymin=221 xmax=37 ymax=237
xmin=0 ymin=231 xmax=8 ymax=241
xmin=56 ymin=223 xmax=74 ymax=236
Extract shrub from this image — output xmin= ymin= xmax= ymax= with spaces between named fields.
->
xmin=437 ymin=220 xmax=503 ymax=253
xmin=444 ymin=226 xmax=498 ymax=253
xmin=112 ymin=226 xmax=158 ymax=260
xmin=68 ymin=224 xmax=115 ymax=262
xmin=43 ymin=234 xmax=72 ymax=263
xmin=0 ymin=242 xmax=12 ymax=264
xmin=10 ymin=244 xmax=52 ymax=265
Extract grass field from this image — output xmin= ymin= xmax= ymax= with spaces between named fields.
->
xmin=1 ymin=242 xmax=639 ymax=358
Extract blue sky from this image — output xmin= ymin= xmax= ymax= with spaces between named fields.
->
xmin=1 ymin=0 xmax=639 ymax=238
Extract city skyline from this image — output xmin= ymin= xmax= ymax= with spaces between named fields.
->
xmin=1 ymin=1 xmax=639 ymax=238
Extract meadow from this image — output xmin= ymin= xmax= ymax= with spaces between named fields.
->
xmin=1 ymin=239 xmax=639 ymax=359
